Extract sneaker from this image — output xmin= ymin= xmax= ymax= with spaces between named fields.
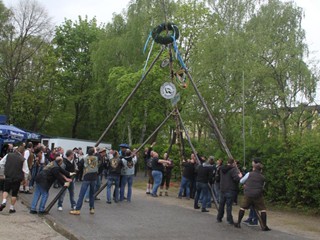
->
xmin=24 ymin=190 xmax=32 ymax=194
xmin=38 ymin=211 xmax=47 ymax=215
xmin=94 ymin=197 xmax=100 ymax=200
xmin=146 ymin=192 xmax=151 ymax=194
xmin=58 ymin=207 xmax=63 ymax=211
xmin=151 ymin=194 xmax=158 ymax=197
xmin=30 ymin=210 xmax=37 ymax=214
xmin=106 ymin=201 xmax=112 ymax=204
xmin=84 ymin=199 xmax=89 ymax=202
xmin=248 ymin=221 xmax=259 ymax=227
xmin=0 ymin=203 xmax=6 ymax=211
xmin=243 ymin=218 xmax=252 ymax=224
xmin=201 ymin=208 xmax=209 ymax=213
xmin=9 ymin=209 xmax=16 ymax=214
xmin=70 ymin=210 xmax=80 ymax=215
xmin=90 ymin=208 xmax=95 ymax=214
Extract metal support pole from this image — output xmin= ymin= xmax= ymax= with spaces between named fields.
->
xmin=184 ymin=70 xmax=233 ymax=159
xmin=95 ymin=46 xmax=165 ymax=147
xmin=176 ymin=109 xmax=201 ymax=164
xmin=135 ymin=109 xmax=176 ymax=153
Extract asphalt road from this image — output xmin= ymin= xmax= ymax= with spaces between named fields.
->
xmin=20 ymin=180 xmax=310 ymax=240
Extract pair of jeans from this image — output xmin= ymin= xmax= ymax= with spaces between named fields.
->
xmin=213 ymin=182 xmax=221 ymax=203
xmin=75 ymin=180 xmax=95 ymax=210
xmin=30 ymin=184 xmax=49 ymax=212
xmin=107 ymin=175 xmax=120 ymax=202
xmin=178 ymin=176 xmax=191 ymax=197
xmin=217 ymin=190 xmax=237 ymax=223
xmin=58 ymin=180 xmax=76 ymax=208
xmin=85 ymin=174 xmax=102 ymax=199
xmin=194 ymin=182 xmax=209 ymax=209
xmin=151 ymin=170 xmax=163 ymax=195
xmin=120 ymin=175 xmax=133 ymax=201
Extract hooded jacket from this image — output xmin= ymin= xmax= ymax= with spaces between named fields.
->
xmin=219 ymin=164 xmax=241 ymax=192
xmin=121 ymin=156 xmax=137 ymax=176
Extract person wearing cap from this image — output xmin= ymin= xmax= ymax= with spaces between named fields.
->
xmin=234 ymin=159 xmax=271 ymax=231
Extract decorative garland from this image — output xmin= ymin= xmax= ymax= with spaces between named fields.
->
xmin=152 ymin=22 xmax=179 ymax=45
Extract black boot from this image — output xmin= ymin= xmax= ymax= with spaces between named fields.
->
xmin=261 ymin=212 xmax=271 ymax=231
xmin=234 ymin=209 xmax=245 ymax=228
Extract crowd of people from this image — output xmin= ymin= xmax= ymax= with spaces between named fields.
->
xmin=0 ymin=141 xmax=270 ymax=231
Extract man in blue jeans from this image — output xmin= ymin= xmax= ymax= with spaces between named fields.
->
xmin=194 ymin=156 xmax=215 ymax=212
xmin=177 ymin=158 xmax=196 ymax=199
xmin=57 ymin=149 xmax=77 ymax=211
xmin=105 ymin=151 xmax=123 ymax=204
xmin=30 ymin=156 xmax=73 ymax=214
xmin=70 ymin=147 xmax=98 ymax=215
xmin=217 ymin=158 xmax=242 ymax=224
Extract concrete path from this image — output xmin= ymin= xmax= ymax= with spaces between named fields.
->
xmin=17 ymin=180 xmax=313 ymax=240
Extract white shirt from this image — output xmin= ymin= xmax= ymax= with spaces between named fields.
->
xmin=0 ymin=153 xmax=30 ymax=176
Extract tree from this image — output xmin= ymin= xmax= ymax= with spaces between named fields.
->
xmin=0 ymin=0 xmax=53 ymax=122
xmin=53 ymin=16 xmax=102 ymax=138
xmin=244 ymin=0 xmax=317 ymax=147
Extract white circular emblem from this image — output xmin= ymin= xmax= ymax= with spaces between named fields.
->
xmin=160 ymin=82 xmax=177 ymax=99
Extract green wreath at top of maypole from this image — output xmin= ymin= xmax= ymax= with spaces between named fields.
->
xmin=151 ymin=22 xmax=179 ymax=45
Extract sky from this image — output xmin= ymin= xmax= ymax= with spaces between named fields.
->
xmin=2 ymin=0 xmax=319 ymax=61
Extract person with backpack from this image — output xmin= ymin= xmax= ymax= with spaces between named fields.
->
xmin=120 ymin=149 xmax=137 ymax=202
xmin=105 ymin=151 xmax=123 ymax=204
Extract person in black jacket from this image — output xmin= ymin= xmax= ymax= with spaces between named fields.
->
xmin=57 ymin=149 xmax=78 ymax=211
xmin=30 ymin=156 xmax=73 ymax=214
xmin=177 ymin=158 xmax=196 ymax=199
xmin=217 ymin=158 xmax=242 ymax=224
xmin=194 ymin=157 xmax=215 ymax=212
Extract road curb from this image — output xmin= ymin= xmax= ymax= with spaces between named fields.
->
xmin=19 ymin=194 xmax=80 ymax=240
